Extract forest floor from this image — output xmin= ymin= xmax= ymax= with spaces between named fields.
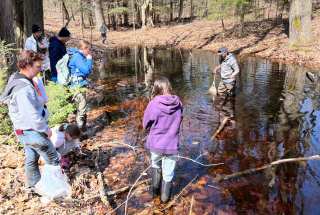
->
xmin=44 ymin=11 xmax=320 ymax=70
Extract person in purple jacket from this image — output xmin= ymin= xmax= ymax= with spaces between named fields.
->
xmin=143 ymin=77 xmax=183 ymax=203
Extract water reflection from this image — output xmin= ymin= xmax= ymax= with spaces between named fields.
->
xmin=93 ymin=47 xmax=320 ymax=214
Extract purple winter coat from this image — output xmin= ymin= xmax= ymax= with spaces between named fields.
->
xmin=143 ymin=95 xmax=183 ymax=155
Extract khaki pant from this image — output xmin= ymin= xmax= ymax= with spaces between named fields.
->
xmin=217 ymin=81 xmax=235 ymax=95
xmin=73 ymin=92 xmax=87 ymax=129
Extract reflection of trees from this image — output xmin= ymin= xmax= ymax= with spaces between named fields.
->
xmin=274 ymin=65 xmax=309 ymax=214
xmin=143 ymin=47 xmax=154 ymax=88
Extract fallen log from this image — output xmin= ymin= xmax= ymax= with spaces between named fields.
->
xmin=214 ymin=155 xmax=320 ymax=182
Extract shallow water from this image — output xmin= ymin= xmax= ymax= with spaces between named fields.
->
xmin=95 ymin=47 xmax=320 ymax=214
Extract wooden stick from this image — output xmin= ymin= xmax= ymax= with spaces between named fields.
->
xmin=103 ymin=141 xmax=137 ymax=152
xmin=211 ymin=117 xmax=230 ymax=140
xmin=161 ymin=175 xmax=198 ymax=211
xmin=106 ymin=178 xmax=150 ymax=196
xmin=94 ymin=148 xmax=110 ymax=208
xmin=0 ymin=133 xmax=14 ymax=145
xmin=214 ymin=155 xmax=320 ymax=182
xmin=189 ymin=195 xmax=194 ymax=215
xmin=176 ymin=155 xmax=223 ymax=167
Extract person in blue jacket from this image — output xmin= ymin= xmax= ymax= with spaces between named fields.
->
xmin=48 ymin=27 xmax=71 ymax=82
xmin=68 ymin=40 xmax=93 ymax=131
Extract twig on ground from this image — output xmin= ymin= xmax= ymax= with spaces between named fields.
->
xmin=0 ymin=133 xmax=15 ymax=145
xmin=124 ymin=158 xmax=162 ymax=215
xmin=161 ymin=175 xmax=198 ymax=211
xmin=214 ymin=155 xmax=320 ymax=182
xmin=211 ymin=117 xmax=230 ymax=140
xmin=189 ymin=195 xmax=194 ymax=215
xmin=104 ymin=141 xmax=138 ymax=152
xmin=107 ymin=185 xmax=149 ymax=215
xmin=106 ymin=178 xmax=151 ymax=196
xmin=94 ymin=148 xmax=110 ymax=208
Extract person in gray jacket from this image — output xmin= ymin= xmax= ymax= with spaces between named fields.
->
xmin=1 ymin=50 xmax=59 ymax=193
xmin=213 ymin=47 xmax=240 ymax=96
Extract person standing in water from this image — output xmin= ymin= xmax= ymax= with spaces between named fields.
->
xmin=213 ymin=47 xmax=240 ymax=96
xmin=143 ymin=77 xmax=183 ymax=203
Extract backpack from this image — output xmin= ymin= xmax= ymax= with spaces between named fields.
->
xmin=56 ymin=54 xmax=71 ymax=86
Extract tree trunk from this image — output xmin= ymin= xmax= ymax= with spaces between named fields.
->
xmin=178 ymin=0 xmax=184 ymax=20
xmin=190 ymin=0 xmax=193 ymax=18
xmin=289 ymin=0 xmax=312 ymax=47
xmin=141 ymin=0 xmax=148 ymax=29
xmin=0 ymin=0 xmax=43 ymax=47
xmin=203 ymin=0 xmax=208 ymax=17
xmin=170 ymin=0 xmax=173 ymax=22
xmin=61 ymin=0 xmax=69 ymax=25
xmin=239 ymin=4 xmax=245 ymax=37
xmin=93 ymin=0 xmax=106 ymax=30
xmin=24 ymin=0 xmax=44 ymax=40
xmin=88 ymin=8 xmax=94 ymax=27
xmin=123 ymin=1 xmax=129 ymax=27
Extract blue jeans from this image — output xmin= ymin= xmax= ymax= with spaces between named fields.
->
xmin=17 ymin=130 xmax=60 ymax=188
xmin=151 ymin=152 xmax=177 ymax=182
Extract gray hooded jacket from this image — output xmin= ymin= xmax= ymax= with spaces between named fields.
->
xmin=0 ymin=73 xmax=49 ymax=133
xmin=220 ymin=53 xmax=240 ymax=84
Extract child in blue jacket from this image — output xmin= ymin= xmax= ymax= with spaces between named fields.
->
xmin=68 ymin=40 xmax=93 ymax=130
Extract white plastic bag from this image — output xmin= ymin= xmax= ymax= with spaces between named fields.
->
xmin=208 ymin=73 xmax=217 ymax=97
xmin=35 ymin=164 xmax=72 ymax=202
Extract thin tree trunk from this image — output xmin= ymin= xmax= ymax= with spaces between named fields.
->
xmin=93 ymin=0 xmax=106 ymax=30
xmin=178 ymin=0 xmax=184 ymax=20
xmin=123 ymin=1 xmax=129 ymax=26
xmin=190 ymin=0 xmax=193 ymax=18
xmin=170 ymin=0 xmax=173 ymax=22
xmin=289 ymin=0 xmax=312 ymax=47
xmin=80 ymin=0 xmax=85 ymax=37
xmin=61 ymin=0 xmax=69 ymax=25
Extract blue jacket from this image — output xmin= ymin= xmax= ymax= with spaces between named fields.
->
xmin=68 ymin=49 xmax=93 ymax=88
xmin=49 ymin=36 xmax=67 ymax=81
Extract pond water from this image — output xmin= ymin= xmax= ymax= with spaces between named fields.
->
xmin=95 ymin=47 xmax=320 ymax=214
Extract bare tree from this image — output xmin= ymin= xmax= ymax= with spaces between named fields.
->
xmin=178 ymin=0 xmax=184 ymax=20
xmin=92 ymin=0 xmax=106 ymax=30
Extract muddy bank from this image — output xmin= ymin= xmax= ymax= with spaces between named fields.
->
xmin=44 ymin=15 xmax=320 ymax=70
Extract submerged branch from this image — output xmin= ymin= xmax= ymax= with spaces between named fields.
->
xmin=214 ymin=155 xmax=320 ymax=182
xmin=211 ymin=117 xmax=230 ymax=140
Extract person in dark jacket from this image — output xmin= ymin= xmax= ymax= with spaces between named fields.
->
xmin=143 ymin=77 xmax=183 ymax=203
xmin=48 ymin=27 xmax=71 ymax=82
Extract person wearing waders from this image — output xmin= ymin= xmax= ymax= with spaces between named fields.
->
xmin=143 ymin=77 xmax=183 ymax=203
xmin=0 ymin=51 xmax=59 ymax=195
xmin=99 ymin=23 xmax=108 ymax=44
xmin=213 ymin=47 xmax=240 ymax=96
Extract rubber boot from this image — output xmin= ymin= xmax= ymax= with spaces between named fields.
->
xmin=161 ymin=180 xmax=172 ymax=203
xmin=152 ymin=168 xmax=162 ymax=197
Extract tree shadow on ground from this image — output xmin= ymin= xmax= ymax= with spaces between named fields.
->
xmin=197 ymin=18 xmax=289 ymax=54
